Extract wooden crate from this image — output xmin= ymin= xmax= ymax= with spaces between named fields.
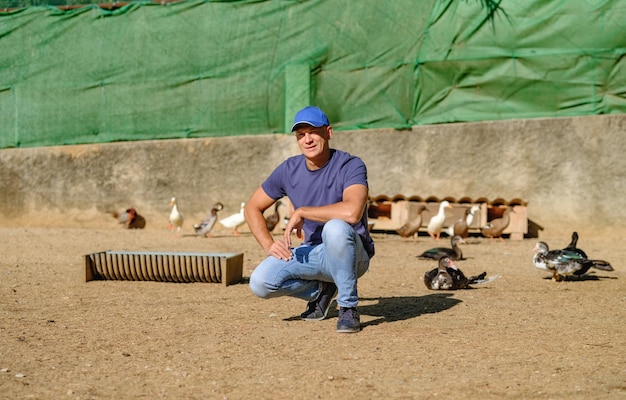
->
xmin=368 ymin=201 xmax=527 ymax=240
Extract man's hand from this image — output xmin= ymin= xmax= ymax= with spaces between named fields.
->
xmin=283 ymin=209 xmax=304 ymax=249
xmin=265 ymin=239 xmax=294 ymax=261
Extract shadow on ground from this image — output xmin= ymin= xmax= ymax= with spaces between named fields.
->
xmin=358 ymin=293 xmax=462 ymax=328
xmin=284 ymin=294 xmax=461 ymax=326
xmin=541 ymin=274 xmax=618 ymax=282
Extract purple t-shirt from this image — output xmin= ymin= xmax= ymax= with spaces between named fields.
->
xmin=262 ymin=149 xmax=375 ymax=257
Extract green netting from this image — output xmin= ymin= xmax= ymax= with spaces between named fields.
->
xmin=0 ymin=0 xmax=625 ymax=148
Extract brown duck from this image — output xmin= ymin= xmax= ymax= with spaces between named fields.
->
xmin=445 ymin=207 xmax=470 ymax=238
xmin=265 ymin=200 xmax=283 ymax=232
xmin=109 ymin=207 xmax=146 ymax=229
xmin=396 ymin=204 xmax=426 ymax=238
xmin=481 ymin=206 xmax=514 ymax=242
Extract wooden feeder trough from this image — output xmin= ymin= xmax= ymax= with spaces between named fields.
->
xmin=84 ymin=250 xmax=243 ymax=286
xmin=368 ymin=196 xmax=529 ymax=240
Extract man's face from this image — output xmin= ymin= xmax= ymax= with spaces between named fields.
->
xmin=294 ymin=125 xmax=332 ymax=161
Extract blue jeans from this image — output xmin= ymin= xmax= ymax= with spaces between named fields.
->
xmin=249 ymin=219 xmax=371 ymax=308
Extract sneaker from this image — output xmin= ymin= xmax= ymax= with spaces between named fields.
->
xmin=301 ymin=281 xmax=337 ymax=321
xmin=336 ymin=307 xmax=360 ymax=333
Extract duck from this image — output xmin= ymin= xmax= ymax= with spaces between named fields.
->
xmin=423 ymin=257 xmax=492 ymax=290
xmin=265 ymin=200 xmax=283 ymax=233
xmin=480 ymin=206 xmax=513 ymax=242
xmin=564 ymin=231 xmax=587 ymax=258
xmin=219 ymin=202 xmax=246 ymax=235
xmin=445 ymin=204 xmax=479 ymax=238
xmin=466 ymin=204 xmax=480 ymax=226
xmin=109 ymin=208 xmax=131 ymax=226
xmin=126 ymin=208 xmax=146 ymax=229
xmin=193 ymin=202 xmax=224 ymax=237
xmin=168 ymin=197 xmax=184 ymax=235
xmin=417 ymin=235 xmax=465 ymax=261
xmin=445 ymin=207 xmax=470 ymax=238
xmin=532 ymin=241 xmax=614 ymax=281
xmin=396 ymin=204 xmax=427 ymax=238
xmin=427 ymin=200 xmax=452 ymax=240
xmin=109 ymin=207 xmax=146 ymax=229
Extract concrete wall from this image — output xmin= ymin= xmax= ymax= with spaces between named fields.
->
xmin=1 ymin=114 xmax=625 ymax=234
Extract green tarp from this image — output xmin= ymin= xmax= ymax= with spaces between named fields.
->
xmin=0 ymin=0 xmax=625 ymax=148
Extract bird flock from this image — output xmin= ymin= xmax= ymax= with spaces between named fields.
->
xmin=404 ymin=201 xmax=615 ymax=290
xmin=108 ymin=197 xmax=285 ymax=239
xmin=108 ymin=198 xmax=616 ymax=284
xmin=396 ymin=201 xmax=513 ymax=242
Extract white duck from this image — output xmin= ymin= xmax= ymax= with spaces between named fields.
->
xmin=427 ymin=200 xmax=452 ymax=240
xmin=219 ymin=202 xmax=246 ymax=235
xmin=168 ymin=197 xmax=184 ymax=235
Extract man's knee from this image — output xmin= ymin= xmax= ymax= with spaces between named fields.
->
xmin=249 ymin=268 xmax=271 ymax=298
xmin=322 ymin=219 xmax=352 ymax=242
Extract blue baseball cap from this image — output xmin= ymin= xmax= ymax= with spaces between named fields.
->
xmin=290 ymin=106 xmax=330 ymax=132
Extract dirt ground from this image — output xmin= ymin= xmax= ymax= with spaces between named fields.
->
xmin=0 ymin=224 xmax=624 ymax=400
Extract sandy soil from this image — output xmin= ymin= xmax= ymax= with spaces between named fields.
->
xmin=0 ymin=225 xmax=624 ymax=399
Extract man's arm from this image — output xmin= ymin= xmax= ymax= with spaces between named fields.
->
xmin=244 ymin=187 xmax=293 ymax=260
xmin=284 ymin=183 xmax=368 ymax=247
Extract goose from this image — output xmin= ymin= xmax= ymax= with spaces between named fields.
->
xmin=193 ymin=202 xmax=224 ymax=237
xmin=396 ymin=204 xmax=426 ymax=238
xmin=423 ymin=257 xmax=492 ymax=290
xmin=427 ymin=201 xmax=452 ymax=240
xmin=219 ymin=202 xmax=246 ymax=235
xmin=417 ymin=235 xmax=465 ymax=260
xmin=481 ymin=206 xmax=513 ymax=242
xmin=168 ymin=197 xmax=184 ymax=235
xmin=532 ymin=241 xmax=613 ymax=281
